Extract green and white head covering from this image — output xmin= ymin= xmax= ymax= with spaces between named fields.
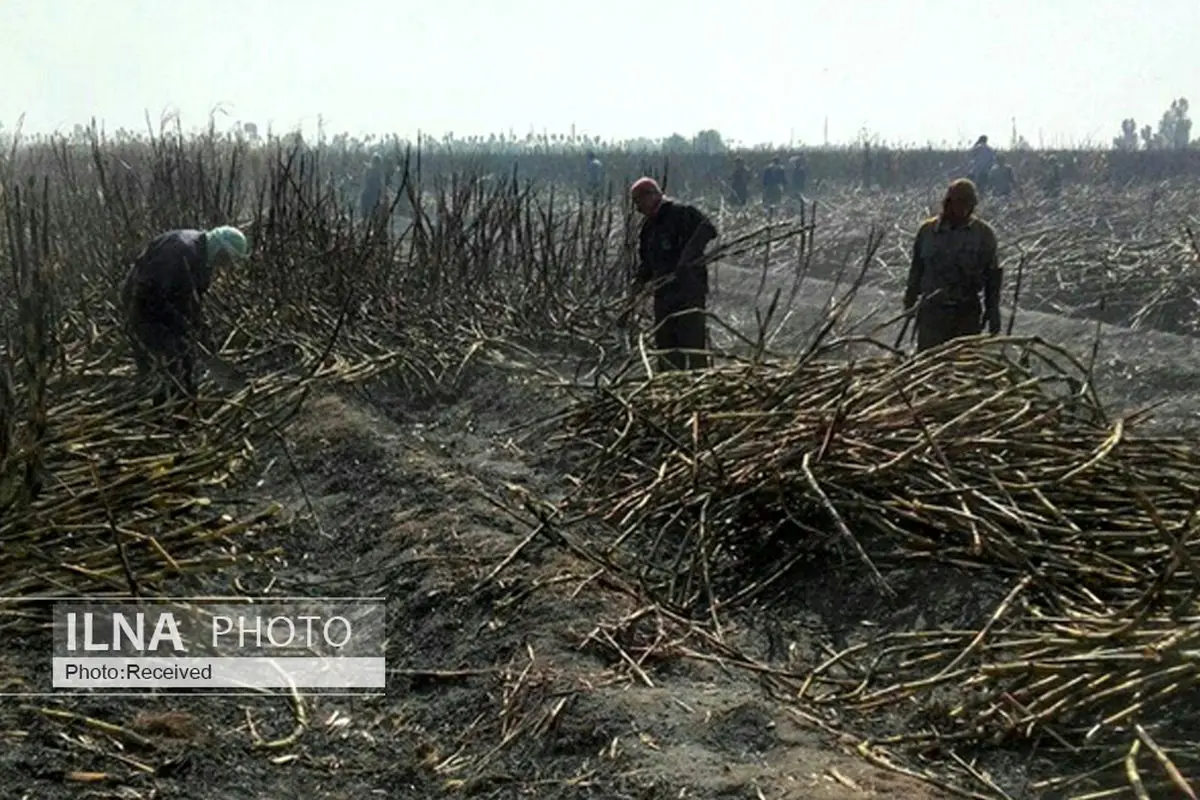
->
xmin=205 ymin=226 xmax=249 ymax=263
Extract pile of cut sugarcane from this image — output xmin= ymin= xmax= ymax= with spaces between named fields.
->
xmin=1 ymin=345 xmax=315 ymax=617
xmin=551 ymin=335 xmax=1200 ymax=799
xmin=0 ymin=293 xmax=432 ymax=628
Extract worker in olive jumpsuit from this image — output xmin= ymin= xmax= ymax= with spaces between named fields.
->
xmin=904 ymin=180 xmax=1002 ymax=352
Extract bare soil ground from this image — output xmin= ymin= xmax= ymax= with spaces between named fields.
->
xmin=3 ymin=267 xmax=1196 ymax=799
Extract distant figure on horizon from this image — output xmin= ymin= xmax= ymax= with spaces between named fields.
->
xmin=360 ymin=154 xmax=387 ymax=220
xmin=631 ymin=177 xmax=718 ymax=371
xmin=879 ymin=147 xmax=895 ymax=189
xmin=730 ymin=157 xmax=750 ymax=206
xmin=967 ymin=136 xmax=996 ymax=192
xmin=762 ymin=158 xmax=787 ymax=208
xmin=990 ymin=155 xmax=1017 ymax=198
xmin=789 ymin=154 xmax=808 ymax=198
xmin=904 ymin=179 xmax=1002 ymax=353
xmin=586 ymin=150 xmax=604 ymax=195
xmin=1041 ymin=154 xmax=1063 ymax=197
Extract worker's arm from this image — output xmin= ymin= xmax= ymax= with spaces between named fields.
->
xmin=678 ymin=209 xmax=718 ymax=272
xmin=176 ymin=246 xmax=217 ymax=352
xmin=620 ymin=233 xmax=652 ymax=328
xmin=982 ymin=228 xmax=1003 ymax=335
xmin=633 ymin=229 xmax=652 ymax=288
xmin=904 ymin=229 xmax=924 ymax=311
xmin=179 ymin=281 xmax=215 ymax=353
xmin=119 ymin=262 xmax=138 ymax=319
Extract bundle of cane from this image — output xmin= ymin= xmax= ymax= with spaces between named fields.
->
xmin=546 ymin=333 xmax=1200 ymax=797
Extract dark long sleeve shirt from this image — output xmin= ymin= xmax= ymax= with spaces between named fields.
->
xmin=731 ymin=167 xmax=749 ymax=194
xmin=636 ymin=200 xmax=718 ymax=308
xmin=121 ymin=229 xmax=211 ymax=333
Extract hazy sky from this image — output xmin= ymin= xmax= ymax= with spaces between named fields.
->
xmin=3 ymin=0 xmax=1196 ymax=147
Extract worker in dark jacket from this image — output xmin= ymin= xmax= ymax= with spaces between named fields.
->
xmin=631 ymin=177 xmax=718 ymax=371
xmin=789 ymin=154 xmax=808 ymax=198
xmin=904 ymin=179 xmax=1001 ymax=352
xmin=989 ymin=155 xmax=1017 ymax=197
xmin=121 ymin=226 xmax=249 ymax=405
xmin=730 ymin=157 xmax=750 ymax=206
xmin=1041 ymin=154 xmax=1062 ymax=197
xmin=762 ymin=158 xmax=787 ymax=207
xmin=360 ymin=154 xmax=387 ymax=220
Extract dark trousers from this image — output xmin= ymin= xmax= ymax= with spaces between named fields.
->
xmin=916 ymin=302 xmax=984 ymax=353
xmin=653 ymin=302 xmax=709 ymax=371
xmin=130 ymin=320 xmax=197 ymax=407
xmin=360 ymin=188 xmax=383 ymax=220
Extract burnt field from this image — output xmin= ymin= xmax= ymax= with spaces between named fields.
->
xmin=1 ymin=133 xmax=1199 ymax=799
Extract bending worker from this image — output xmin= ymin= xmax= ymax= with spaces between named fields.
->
xmin=904 ymin=179 xmax=1002 ymax=352
xmin=631 ymin=177 xmax=718 ymax=371
xmin=121 ymin=226 xmax=249 ymax=405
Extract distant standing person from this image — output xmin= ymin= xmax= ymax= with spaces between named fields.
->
xmin=631 ymin=178 xmax=719 ymax=371
xmin=762 ymin=158 xmax=787 ymax=208
xmin=990 ymin=155 xmax=1017 ymax=197
xmin=121 ymin=226 xmax=249 ymax=406
xmin=904 ymin=179 xmax=1002 ymax=352
xmin=789 ymin=154 xmax=808 ymax=198
xmin=730 ymin=157 xmax=750 ymax=206
xmin=879 ymin=148 xmax=895 ymax=189
xmin=586 ymin=150 xmax=604 ymax=195
xmin=360 ymin=154 xmax=387 ymax=220
xmin=967 ymin=136 xmax=996 ymax=191
xmin=1042 ymin=154 xmax=1062 ymax=197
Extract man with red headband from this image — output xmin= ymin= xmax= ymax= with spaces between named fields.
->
xmin=631 ymin=177 xmax=719 ymax=370
xmin=904 ymin=179 xmax=1002 ymax=352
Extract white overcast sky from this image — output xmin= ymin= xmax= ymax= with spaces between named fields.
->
xmin=2 ymin=0 xmax=1196 ymax=147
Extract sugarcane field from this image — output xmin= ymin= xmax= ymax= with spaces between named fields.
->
xmin=1 ymin=117 xmax=1200 ymax=800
